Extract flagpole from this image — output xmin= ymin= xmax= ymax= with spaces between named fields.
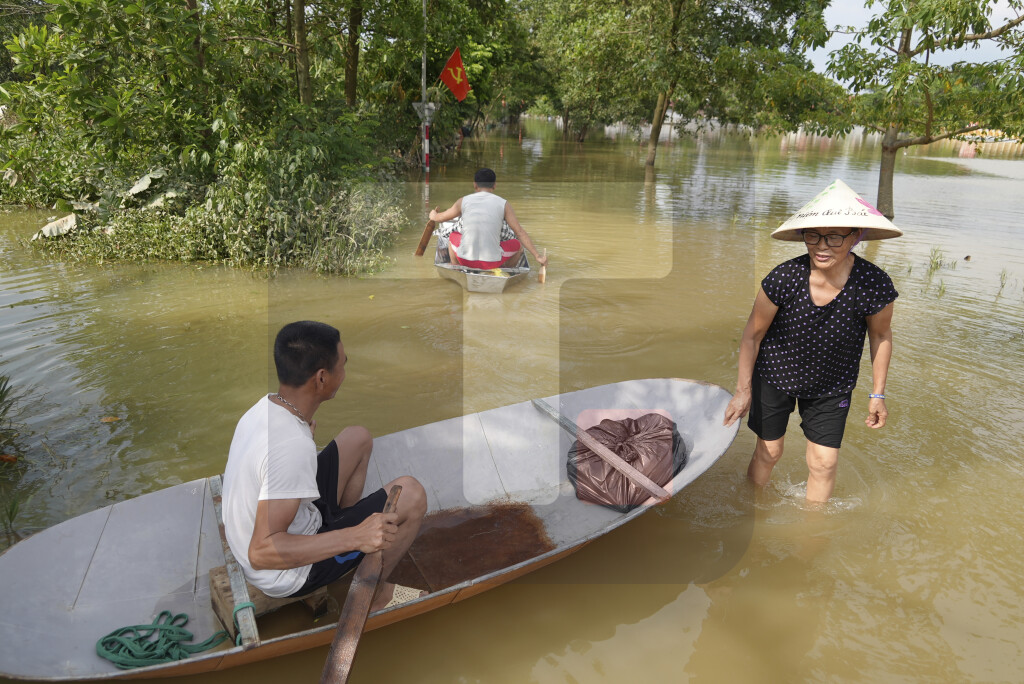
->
xmin=422 ymin=0 xmax=429 ymax=185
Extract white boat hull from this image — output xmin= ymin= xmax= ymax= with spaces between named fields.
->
xmin=432 ymin=223 xmax=531 ymax=293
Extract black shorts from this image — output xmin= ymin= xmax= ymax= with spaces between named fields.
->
xmin=746 ymin=373 xmax=852 ymax=449
xmin=288 ymin=439 xmax=387 ymax=598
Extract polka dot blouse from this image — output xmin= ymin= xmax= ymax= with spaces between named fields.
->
xmin=755 ymin=253 xmax=898 ymax=398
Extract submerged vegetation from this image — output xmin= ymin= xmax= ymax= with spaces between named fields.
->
xmin=38 ymin=181 xmax=405 ymax=274
xmin=927 ymin=247 xmax=959 ymax=277
xmin=0 ymin=374 xmax=23 ymax=546
xmin=0 ymin=376 xmax=14 ymax=429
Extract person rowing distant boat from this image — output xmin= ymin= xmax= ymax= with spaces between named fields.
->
xmin=429 ymin=167 xmax=548 ymax=271
xmin=723 ymin=180 xmax=902 ymax=503
xmin=222 ymin=321 xmax=427 ymax=612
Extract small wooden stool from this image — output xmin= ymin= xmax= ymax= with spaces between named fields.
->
xmin=208 ymin=474 xmax=336 ymax=647
xmin=208 ymin=566 xmax=331 ymax=639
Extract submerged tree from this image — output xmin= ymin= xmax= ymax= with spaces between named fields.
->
xmin=522 ymin=0 xmax=840 ymax=156
xmin=640 ymin=0 xmax=834 ymax=168
xmin=823 ymin=0 xmax=1024 ymax=218
xmin=519 ymin=0 xmax=651 ymax=141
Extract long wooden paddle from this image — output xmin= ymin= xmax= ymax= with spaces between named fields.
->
xmin=413 ymin=208 xmax=439 ymax=256
xmin=320 ymin=485 xmax=402 ymax=684
xmin=531 ymin=399 xmax=670 ymax=502
xmin=538 ymin=248 xmax=547 ymax=284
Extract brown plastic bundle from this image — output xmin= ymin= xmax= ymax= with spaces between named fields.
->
xmin=566 ymin=413 xmax=686 ymax=512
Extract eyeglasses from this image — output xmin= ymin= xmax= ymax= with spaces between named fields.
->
xmin=802 ymin=231 xmax=856 ymax=247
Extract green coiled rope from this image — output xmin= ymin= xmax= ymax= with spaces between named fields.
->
xmin=96 ymin=610 xmax=231 ymax=670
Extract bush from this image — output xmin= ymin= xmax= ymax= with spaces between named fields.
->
xmin=16 ymin=98 xmax=406 ymax=273
xmin=33 ymin=180 xmax=403 ymax=274
xmin=2 ymin=2 xmax=411 ymax=274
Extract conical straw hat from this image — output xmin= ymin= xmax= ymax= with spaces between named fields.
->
xmin=771 ymin=179 xmax=903 ymax=241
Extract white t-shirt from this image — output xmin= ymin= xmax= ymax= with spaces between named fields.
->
xmin=459 ymin=191 xmax=508 ymax=262
xmin=222 ymin=395 xmax=322 ymax=597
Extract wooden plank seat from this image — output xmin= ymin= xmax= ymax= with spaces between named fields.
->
xmin=208 ymin=566 xmax=331 ymax=640
xmin=208 ymin=475 xmax=332 ymax=646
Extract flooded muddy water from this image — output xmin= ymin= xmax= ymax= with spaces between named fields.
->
xmin=2 ymin=121 xmax=1023 ymax=682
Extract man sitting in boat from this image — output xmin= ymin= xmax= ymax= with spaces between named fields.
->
xmin=429 ymin=167 xmax=548 ymax=270
xmin=223 ymin=321 xmax=427 ymax=610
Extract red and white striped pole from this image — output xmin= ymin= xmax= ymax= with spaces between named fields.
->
xmin=414 ymin=102 xmax=435 ymax=203
xmin=424 ymin=121 xmax=430 ymax=183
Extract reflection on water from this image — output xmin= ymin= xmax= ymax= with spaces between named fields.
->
xmin=2 ymin=122 xmax=1023 ymax=682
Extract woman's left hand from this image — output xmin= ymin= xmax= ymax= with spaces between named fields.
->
xmin=865 ymin=398 xmax=888 ymax=428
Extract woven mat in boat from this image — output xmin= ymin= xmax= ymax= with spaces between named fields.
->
xmin=434 ymin=218 xmax=515 ymax=247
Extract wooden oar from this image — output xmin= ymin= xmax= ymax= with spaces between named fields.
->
xmin=538 ymin=248 xmax=547 ymax=284
xmin=320 ymin=485 xmax=402 ymax=684
xmin=413 ymin=208 xmax=439 ymax=256
xmin=531 ymin=399 xmax=670 ymax=501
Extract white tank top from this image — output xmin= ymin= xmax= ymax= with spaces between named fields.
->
xmin=459 ymin=191 xmax=507 ymax=262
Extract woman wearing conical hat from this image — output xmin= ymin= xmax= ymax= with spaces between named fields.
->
xmin=723 ymin=180 xmax=902 ymax=503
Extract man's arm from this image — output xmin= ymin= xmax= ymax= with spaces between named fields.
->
xmin=248 ymin=497 xmax=396 ymax=571
xmin=504 ymin=203 xmax=547 ymax=266
xmin=865 ymin=302 xmax=894 ymax=429
xmin=429 ymin=198 xmax=463 ymax=223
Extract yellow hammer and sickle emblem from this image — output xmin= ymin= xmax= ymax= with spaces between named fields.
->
xmin=447 ymin=67 xmax=464 ymax=84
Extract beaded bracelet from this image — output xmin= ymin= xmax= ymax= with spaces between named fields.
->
xmin=868 ymin=393 xmax=886 ymax=399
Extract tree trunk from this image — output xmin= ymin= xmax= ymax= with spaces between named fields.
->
xmin=646 ymin=91 xmax=669 ymax=167
xmin=646 ymin=0 xmax=683 ymax=168
xmin=293 ymin=0 xmax=312 ymax=105
xmin=345 ymin=0 xmax=363 ymax=107
xmin=876 ymin=28 xmax=914 ymax=220
xmin=285 ymin=0 xmax=292 ymax=52
xmin=877 ymin=124 xmax=900 ymax=219
xmin=185 ymin=0 xmax=204 ymax=70
xmin=285 ymin=0 xmax=296 ymax=95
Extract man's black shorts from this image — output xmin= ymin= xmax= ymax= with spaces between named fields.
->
xmin=746 ymin=372 xmax=852 ymax=449
xmin=288 ymin=439 xmax=387 ymax=598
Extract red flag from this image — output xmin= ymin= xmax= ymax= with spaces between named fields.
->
xmin=439 ymin=48 xmax=471 ymax=102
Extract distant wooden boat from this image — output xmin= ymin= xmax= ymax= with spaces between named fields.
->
xmin=433 ymin=221 xmax=531 ymax=293
xmin=0 ymin=378 xmax=738 ymax=680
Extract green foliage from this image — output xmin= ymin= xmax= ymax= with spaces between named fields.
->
xmin=521 ymin=0 xmax=835 ymax=142
xmin=0 ymin=0 xmax=49 ymax=83
xmin=481 ymin=14 xmax=552 ymax=122
xmin=520 ymin=0 xmax=654 ymax=140
xmin=352 ymin=0 xmax=550 ymax=147
xmin=712 ymin=45 xmax=849 ymax=135
xmin=1 ymin=0 xmax=418 ymax=271
xmin=5 ymin=0 xmax=217 ymax=169
xmin=30 ymin=112 xmax=403 ymax=274
xmin=674 ymin=0 xmax=839 ymax=132
xmin=816 ymin=0 xmax=1024 ymax=215
xmin=823 ymin=0 xmax=1024 ymax=144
